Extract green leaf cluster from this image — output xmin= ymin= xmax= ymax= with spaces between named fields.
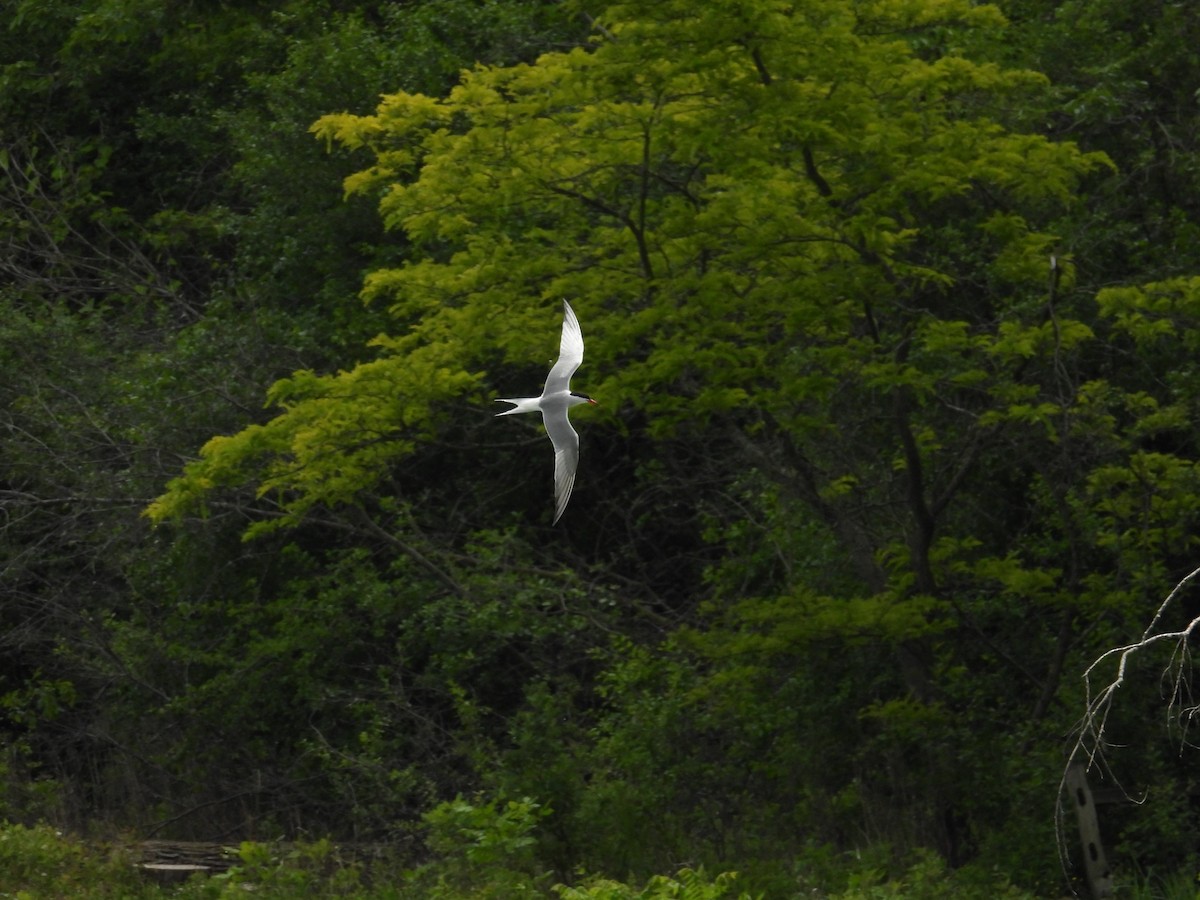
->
xmin=150 ymin=0 xmax=1107 ymax=530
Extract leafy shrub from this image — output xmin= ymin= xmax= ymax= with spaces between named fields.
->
xmin=0 ymin=822 xmax=151 ymax=897
xmin=399 ymin=795 xmax=551 ymax=899
xmin=554 ymin=867 xmax=754 ymax=900
xmin=822 ymin=850 xmax=1037 ymax=900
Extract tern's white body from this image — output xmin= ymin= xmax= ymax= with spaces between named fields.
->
xmin=495 ymin=300 xmax=596 ymax=524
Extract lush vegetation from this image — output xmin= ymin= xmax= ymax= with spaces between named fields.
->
xmin=3 ymin=0 xmax=1200 ymax=895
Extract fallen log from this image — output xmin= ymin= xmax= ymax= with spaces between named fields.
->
xmin=133 ymin=840 xmax=237 ymax=883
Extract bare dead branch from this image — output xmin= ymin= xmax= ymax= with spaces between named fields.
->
xmin=1057 ymin=564 xmax=1200 ymax=881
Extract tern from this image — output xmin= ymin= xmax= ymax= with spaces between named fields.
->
xmin=495 ymin=300 xmax=597 ymax=524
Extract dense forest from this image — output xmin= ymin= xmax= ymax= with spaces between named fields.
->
xmin=3 ymin=0 xmax=1200 ymax=895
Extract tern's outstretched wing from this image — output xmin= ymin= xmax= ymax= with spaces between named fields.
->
xmin=544 ymin=409 xmax=580 ymax=525
xmin=543 ymin=300 xmax=584 ymax=396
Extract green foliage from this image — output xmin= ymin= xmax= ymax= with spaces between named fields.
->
xmin=182 ymin=839 xmax=367 ymax=899
xmin=821 ymin=850 xmax=1036 ymax=899
xmin=152 ymin=0 xmax=1107 ymax=527
xmin=0 ymin=0 xmax=589 ymax=841
xmin=0 ymin=823 xmax=152 ymax=898
xmin=8 ymin=0 xmax=1200 ymax=895
xmin=401 ymin=795 xmax=551 ymax=899
xmin=134 ymin=0 xmax=1200 ymax=887
xmin=555 ymin=867 xmax=752 ymax=900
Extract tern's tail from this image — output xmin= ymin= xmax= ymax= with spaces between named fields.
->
xmin=494 ymin=397 xmax=542 ymax=416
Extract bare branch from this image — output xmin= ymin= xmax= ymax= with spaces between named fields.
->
xmin=1058 ymin=565 xmax=1200 ymax=878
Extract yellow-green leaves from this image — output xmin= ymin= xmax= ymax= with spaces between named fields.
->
xmin=147 ymin=352 xmax=483 ymax=532
xmin=1098 ymin=276 xmax=1200 ymax=347
xmin=151 ymin=0 xmax=1112 ymax=534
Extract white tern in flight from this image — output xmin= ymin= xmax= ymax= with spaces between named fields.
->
xmin=495 ymin=300 xmax=597 ymax=524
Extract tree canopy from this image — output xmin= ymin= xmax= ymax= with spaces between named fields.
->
xmin=6 ymin=0 xmax=1200 ymax=894
xmin=149 ymin=0 xmax=1108 ymax=536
